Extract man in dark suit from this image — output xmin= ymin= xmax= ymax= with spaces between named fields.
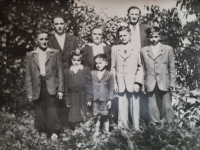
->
xmin=48 ymin=14 xmax=78 ymax=128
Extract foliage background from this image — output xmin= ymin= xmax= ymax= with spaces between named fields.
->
xmin=0 ymin=0 xmax=200 ymax=149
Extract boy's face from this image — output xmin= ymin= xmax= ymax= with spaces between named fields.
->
xmin=92 ymin=29 xmax=103 ymax=45
xmin=149 ymin=32 xmax=160 ymax=46
xmin=128 ymin=9 xmax=140 ymax=25
xmin=71 ymin=55 xmax=82 ymax=66
xmin=119 ymin=30 xmax=131 ymax=44
xmin=36 ymin=33 xmax=48 ymax=50
xmin=53 ymin=17 xmax=65 ymax=35
xmin=95 ymin=58 xmax=108 ymax=71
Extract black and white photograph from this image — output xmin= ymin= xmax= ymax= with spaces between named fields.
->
xmin=0 ymin=0 xmax=200 ymax=149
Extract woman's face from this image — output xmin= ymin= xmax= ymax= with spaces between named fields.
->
xmin=91 ymin=28 xmax=103 ymax=45
xmin=71 ymin=55 xmax=82 ymax=66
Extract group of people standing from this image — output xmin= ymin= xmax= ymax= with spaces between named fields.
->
xmin=25 ymin=6 xmax=176 ymax=137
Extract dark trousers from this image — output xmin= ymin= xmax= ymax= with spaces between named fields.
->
xmin=34 ymin=76 xmax=63 ymax=135
xmin=147 ymin=84 xmax=174 ymax=123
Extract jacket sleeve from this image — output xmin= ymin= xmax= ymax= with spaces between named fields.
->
xmin=25 ymin=53 xmax=33 ymax=98
xmin=140 ymin=50 xmax=146 ymax=90
xmin=85 ymin=71 xmax=93 ymax=102
xmin=168 ymin=47 xmax=176 ymax=87
xmin=108 ymin=73 xmax=114 ymax=101
xmin=135 ymin=51 xmax=144 ymax=85
xmin=111 ymin=46 xmax=117 ymax=85
xmin=64 ymin=70 xmax=70 ymax=106
xmin=56 ymin=51 xmax=64 ymax=93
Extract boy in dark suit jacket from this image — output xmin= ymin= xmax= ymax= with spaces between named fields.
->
xmin=86 ymin=54 xmax=114 ymax=134
xmin=140 ymin=27 xmax=176 ymax=124
xmin=25 ymin=28 xmax=63 ymax=136
xmin=48 ymin=14 xmax=78 ymax=127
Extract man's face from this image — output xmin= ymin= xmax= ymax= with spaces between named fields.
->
xmin=92 ymin=29 xmax=103 ymax=45
xmin=95 ymin=58 xmax=108 ymax=71
xmin=53 ymin=17 xmax=65 ymax=35
xmin=149 ymin=32 xmax=160 ymax=46
xmin=128 ymin=9 xmax=140 ymax=25
xmin=36 ymin=33 xmax=48 ymax=50
xmin=71 ymin=55 xmax=82 ymax=66
xmin=119 ymin=30 xmax=131 ymax=44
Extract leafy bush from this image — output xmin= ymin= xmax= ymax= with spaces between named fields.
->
xmin=1 ymin=110 xmax=200 ymax=150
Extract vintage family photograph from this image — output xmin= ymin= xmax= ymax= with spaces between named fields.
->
xmin=0 ymin=0 xmax=200 ymax=149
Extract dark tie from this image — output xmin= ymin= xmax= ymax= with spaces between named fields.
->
xmin=124 ymin=50 xmax=127 ymax=53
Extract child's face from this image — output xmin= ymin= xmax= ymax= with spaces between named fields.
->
xmin=95 ymin=58 xmax=108 ymax=71
xmin=128 ymin=8 xmax=140 ymax=24
xmin=92 ymin=29 xmax=103 ymax=45
xmin=71 ymin=55 xmax=82 ymax=66
xmin=119 ymin=30 xmax=131 ymax=44
xmin=36 ymin=33 xmax=48 ymax=50
xmin=53 ymin=17 xmax=65 ymax=35
xmin=149 ymin=32 xmax=160 ymax=46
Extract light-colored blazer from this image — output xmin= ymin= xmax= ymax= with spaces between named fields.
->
xmin=111 ymin=45 xmax=143 ymax=93
xmin=140 ymin=44 xmax=176 ymax=92
xmin=25 ymin=48 xmax=64 ymax=99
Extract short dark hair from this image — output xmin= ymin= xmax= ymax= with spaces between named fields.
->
xmin=127 ymin=6 xmax=141 ymax=15
xmin=52 ymin=14 xmax=65 ymax=23
xmin=94 ymin=53 xmax=108 ymax=62
xmin=146 ymin=26 xmax=160 ymax=37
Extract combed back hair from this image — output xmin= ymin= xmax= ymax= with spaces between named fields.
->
xmin=116 ymin=26 xmax=131 ymax=37
xmin=146 ymin=26 xmax=161 ymax=37
xmin=52 ymin=14 xmax=65 ymax=23
xmin=94 ymin=53 xmax=108 ymax=62
xmin=35 ymin=28 xmax=49 ymax=38
xmin=127 ymin=6 xmax=141 ymax=15
xmin=91 ymin=26 xmax=104 ymax=35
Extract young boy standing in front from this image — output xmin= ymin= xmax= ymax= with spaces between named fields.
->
xmin=86 ymin=54 xmax=114 ymax=134
xmin=140 ymin=27 xmax=175 ymax=124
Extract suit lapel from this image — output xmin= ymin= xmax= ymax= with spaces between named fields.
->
xmin=155 ymin=44 xmax=164 ymax=60
xmin=147 ymin=46 xmax=155 ymax=60
xmin=32 ymin=53 xmax=40 ymax=70
xmin=46 ymin=51 xmax=53 ymax=64
xmin=52 ymin=35 xmax=62 ymax=51
xmin=63 ymin=34 xmax=71 ymax=53
xmin=94 ymin=70 xmax=108 ymax=81
xmin=117 ymin=47 xmax=134 ymax=61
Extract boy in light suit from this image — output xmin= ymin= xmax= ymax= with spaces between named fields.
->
xmin=111 ymin=26 xmax=143 ymax=130
xmin=140 ymin=27 xmax=175 ymax=124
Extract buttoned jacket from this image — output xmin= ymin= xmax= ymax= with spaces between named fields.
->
xmin=25 ymin=48 xmax=64 ymax=99
xmin=111 ymin=45 xmax=143 ymax=93
xmin=140 ymin=44 xmax=176 ymax=92
xmin=86 ymin=70 xmax=114 ymax=102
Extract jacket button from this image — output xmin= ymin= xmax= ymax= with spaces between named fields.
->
xmin=38 ymin=83 xmax=40 ymax=86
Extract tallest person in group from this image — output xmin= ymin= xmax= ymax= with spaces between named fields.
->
xmin=48 ymin=14 xmax=78 ymax=128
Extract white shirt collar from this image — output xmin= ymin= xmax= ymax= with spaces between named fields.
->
xmin=70 ymin=65 xmax=83 ymax=71
xmin=34 ymin=47 xmax=52 ymax=54
xmin=88 ymin=43 xmax=106 ymax=47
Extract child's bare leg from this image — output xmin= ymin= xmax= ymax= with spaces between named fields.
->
xmin=94 ymin=115 xmax=101 ymax=135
